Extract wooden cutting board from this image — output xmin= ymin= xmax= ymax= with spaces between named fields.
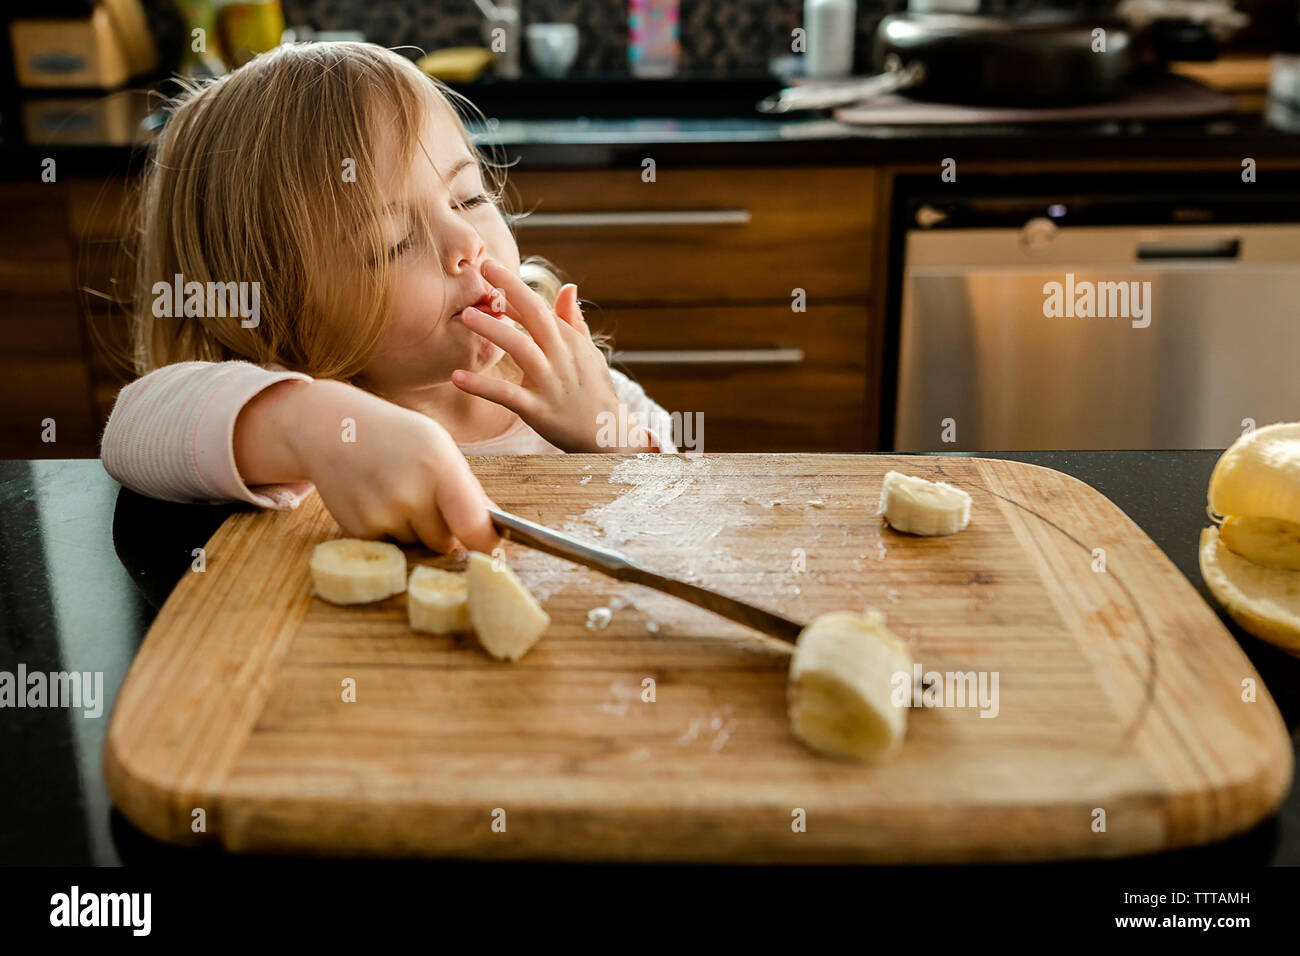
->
xmin=104 ymin=454 xmax=1292 ymax=862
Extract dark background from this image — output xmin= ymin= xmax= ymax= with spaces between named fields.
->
xmin=8 ymin=0 xmax=1300 ymax=80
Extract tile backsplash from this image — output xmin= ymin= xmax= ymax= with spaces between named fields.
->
xmin=140 ymin=0 xmax=1288 ymax=81
xmin=278 ymin=0 xmax=900 ymax=75
xmin=140 ymin=0 xmax=916 ymax=77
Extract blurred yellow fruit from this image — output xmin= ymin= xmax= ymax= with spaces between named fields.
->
xmin=1199 ymin=527 xmax=1300 ymax=655
xmin=416 ymin=48 xmax=495 ymax=82
xmin=1208 ymin=422 xmax=1300 ymax=525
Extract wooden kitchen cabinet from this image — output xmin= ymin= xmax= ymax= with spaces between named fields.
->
xmin=592 ymin=302 xmax=869 ymax=452
xmin=0 ymin=184 xmax=101 ymax=459
xmin=504 ymin=166 xmax=876 ymax=303
xmin=505 ymin=166 xmax=878 ymax=450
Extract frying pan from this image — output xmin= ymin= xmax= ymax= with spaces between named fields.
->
xmin=757 ymin=10 xmax=1208 ymax=112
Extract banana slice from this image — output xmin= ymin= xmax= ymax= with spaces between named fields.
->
xmin=1209 ymin=422 xmax=1300 ymax=525
xmin=309 ymin=538 xmax=407 ymax=605
xmin=1199 ymin=527 xmax=1300 ymax=655
xmin=408 ymin=566 xmax=470 ymax=634
xmin=878 ymin=470 xmax=972 ymax=536
xmin=466 ymin=552 xmax=551 ymax=661
xmin=1219 ymin=516 xmax=1300 ymax=571
xmin=787 ymin=610 xmax=913 ymax=761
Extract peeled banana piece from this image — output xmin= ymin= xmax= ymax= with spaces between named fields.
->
xmin=787 ymin=610 xmax=913 ymax=761
xmin=408 ymin=566 xmax=470 ymax=634
xmin=1219 ymin=516 xmax=1300 ymax=571
xmin=1209 ymin=422 xmax=1300 ymax=526
xmin=878 ymin=470 xmax=971 ymax=536
xmin=466 ymin=552 xmax=551 ymax=661
xmin=310 ymin=538 xmax=407 ymax=605
xmin=1200 ymin=527 xmax=1300 ymax=655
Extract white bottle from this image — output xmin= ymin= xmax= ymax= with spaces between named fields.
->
xmin=485 ymin=0 xmax=522 ymax=79
xmin=805 ymin=0 xmax=856 ymax=79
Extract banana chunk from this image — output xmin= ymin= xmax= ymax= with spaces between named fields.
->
xmin=466 ymin=552 xmax=551 ymax=661
xmin=408 ymin=566 xmax=470 ymax=634
xmin=1199 ymin=527 xmax=1300 ymax=655
xmin=1219 ymin=516 xmax=1300 ymax=571
xmin=1209 ymin=422 xmax=1300 ymax=525
xmin=787 ymin=610 xmax=913 ymax=761
xmin=309 ymin=538 xmax=407 ymax=605
xmin=878 ymin=470 xmax=971 ymax=536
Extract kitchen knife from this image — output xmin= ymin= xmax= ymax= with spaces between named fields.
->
xmin=486 ymin=506 xmax=804 ymax=645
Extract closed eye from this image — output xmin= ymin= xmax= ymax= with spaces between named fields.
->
xmin=383 ymin=194 xmax=492 ymax=261
xmin=386 ymin=234 xmax=417 ymax=260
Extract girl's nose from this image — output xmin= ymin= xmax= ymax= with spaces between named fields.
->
xmin=455 ymin=244 xmax=485 ymax=276
xmin=442 ymin=218 xmax=485 ymax=276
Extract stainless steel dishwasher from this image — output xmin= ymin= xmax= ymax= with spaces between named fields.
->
xmin=891 ymin=188 xmax=1300 ymax=451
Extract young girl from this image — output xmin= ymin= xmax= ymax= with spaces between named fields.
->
xmin=101 ymin=41 xmax=676 ymax=556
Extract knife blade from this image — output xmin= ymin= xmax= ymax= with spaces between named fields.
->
xmin=486 ymin=506 xmax=804 ymax=645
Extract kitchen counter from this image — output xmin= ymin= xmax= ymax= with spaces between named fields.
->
xmin=6 ymin=86 xmax=1300 ymax=178
xmin=0 ymin=450 xmax=1296 ymax=866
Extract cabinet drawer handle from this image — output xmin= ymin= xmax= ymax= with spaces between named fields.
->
xmin=611 ymin=348 xmax=805 ymax=365
xmin=513 ymin=209 xmax=752 ymax=229
xmin=1135 ymin=238 xmax=1241 ymax=260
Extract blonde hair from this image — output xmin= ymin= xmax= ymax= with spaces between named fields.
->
xmin=125 ymin=41 xmax=589 ymax=383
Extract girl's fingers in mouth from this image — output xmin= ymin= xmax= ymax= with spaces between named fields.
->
xmin=481 ymin=259 xmax=564 ymax=354
xmin=460 ymin=306 xmax=547 ymax=378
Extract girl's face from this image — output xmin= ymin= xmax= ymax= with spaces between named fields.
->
xmin=361 ymin=101 xmax=521 ymax=394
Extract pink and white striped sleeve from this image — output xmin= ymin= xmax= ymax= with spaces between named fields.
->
xmin=100 ymin=360 xmax=317 ymax=509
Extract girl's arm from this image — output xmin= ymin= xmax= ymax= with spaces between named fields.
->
xmin=101 ymin=359 xmax=498 ymax=553
xmin=100 ymin=360 xmax=316 ymax=508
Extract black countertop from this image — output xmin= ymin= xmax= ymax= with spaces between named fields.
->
xmin=0 ymin=450 xmax=1297 ymax=867
xmin=7 ymin=82 xmax=1300 ymax=178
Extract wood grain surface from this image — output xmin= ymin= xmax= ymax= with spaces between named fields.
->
xmin=104 ymin=454 xmax=1292 ymax=862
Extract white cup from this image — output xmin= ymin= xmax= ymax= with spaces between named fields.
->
xmin=526 ymin=23 xmax=579 ymax=79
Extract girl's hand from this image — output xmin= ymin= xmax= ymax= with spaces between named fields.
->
xmin=248 ymin=378 xmax=500 ymax=554
xmin=450 ymin=260 xmax=659 ymax=453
